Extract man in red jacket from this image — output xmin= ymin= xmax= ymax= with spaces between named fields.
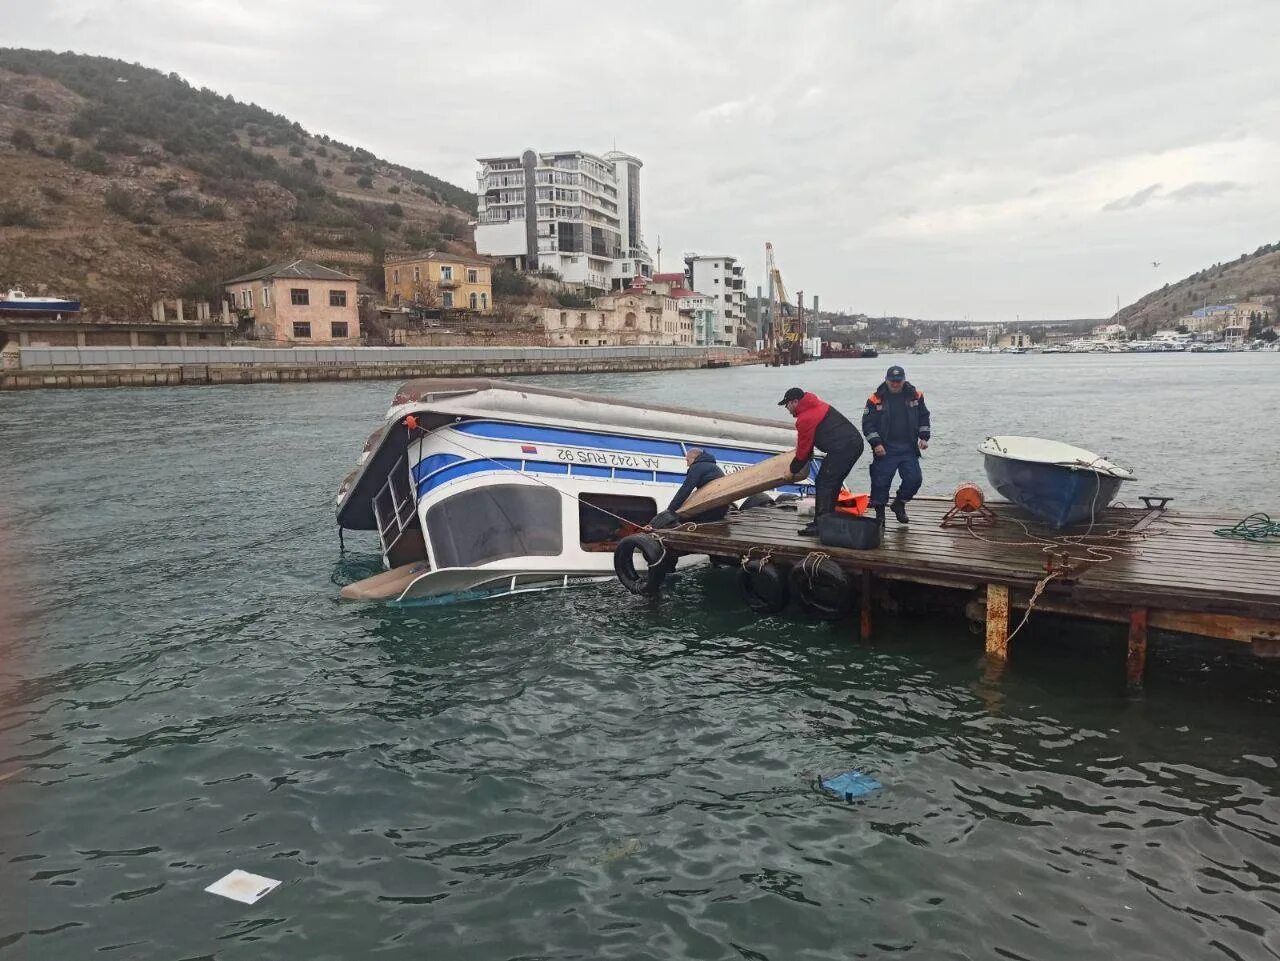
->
xmin=779 ymin=387 xmax=866 ymax=536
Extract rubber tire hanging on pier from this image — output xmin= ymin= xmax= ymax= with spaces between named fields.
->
xmin=790 ymin=557 xmax=856 ymax=621
xmin=740 ymin=559 xmax=790 ymax=614
xmin=614 ymin=533 xmax=676 ymax=596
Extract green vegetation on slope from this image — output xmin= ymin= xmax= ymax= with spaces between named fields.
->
xmin=1118 ymin=242 xmax=1280 ymax=332
xmin=0 ymin=48 xmax=475 ymax=213
xmin=0 ymin=48 xmax=476 ymax=314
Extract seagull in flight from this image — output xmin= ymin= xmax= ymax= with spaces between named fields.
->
xmin=1151 ymin=261 xmax=1161 ymax=268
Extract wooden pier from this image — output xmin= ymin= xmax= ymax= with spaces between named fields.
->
xmin=640 ymin=497 xmax=1280 ymax=688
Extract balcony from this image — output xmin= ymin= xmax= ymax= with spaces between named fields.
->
xmin=438 ymin=277 xmax=460 ymax=288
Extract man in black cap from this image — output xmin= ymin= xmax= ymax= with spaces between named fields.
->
xmin=778 ymin=387 xmax=865 ymax=536
xmin=862 ymin=365 xmax=931 ymax=524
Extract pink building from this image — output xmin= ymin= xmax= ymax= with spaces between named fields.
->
xmin=223 ymin=260 xmax=360 ymax=343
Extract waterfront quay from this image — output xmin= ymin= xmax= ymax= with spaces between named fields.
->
xmin=638 ymin=497 xmax=1280 ymax=690
xmin=0 ymin=344 xmax=753 ymax=391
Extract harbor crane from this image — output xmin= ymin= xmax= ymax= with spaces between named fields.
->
xmin=764 ymin=241 xmax=806 ymax=366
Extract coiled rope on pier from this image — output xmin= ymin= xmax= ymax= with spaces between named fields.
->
xmin=1213 ymin=513 xmax=1280 ymax=543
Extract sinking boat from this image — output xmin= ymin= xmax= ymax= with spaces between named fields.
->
xmin=979 ymin=435 xmax=1135 ymax=529
xmin=336 ymin=379 xmax=811 ymax=603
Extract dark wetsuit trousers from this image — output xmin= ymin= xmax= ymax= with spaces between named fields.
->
xmin=814 ymin=444 xmax=861 ymax=516
xmin=869 ymin=443 xmax=923 ymax=506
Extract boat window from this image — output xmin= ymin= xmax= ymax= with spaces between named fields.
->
xmin=427 ymin=484 xmax=562 ymax=568
xmin=579 ymin=493 xmax=656 ymax=546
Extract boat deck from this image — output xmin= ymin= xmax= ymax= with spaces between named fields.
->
xmin=645 ymin=497 xmax=1280 ymax=685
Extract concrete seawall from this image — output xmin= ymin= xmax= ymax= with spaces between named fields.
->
xmin=1 ymin=345 xmax=755 ymax=391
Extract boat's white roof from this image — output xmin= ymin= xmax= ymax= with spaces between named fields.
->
xmin=386 ymin=378 xmax=796 ymax=448
xmin=979 ymin=435 xmax=1135 ymax=478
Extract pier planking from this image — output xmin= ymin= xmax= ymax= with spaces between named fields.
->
xmin=646 ymin=497 xmax=1280 ymax=679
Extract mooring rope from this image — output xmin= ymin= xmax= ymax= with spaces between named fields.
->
xmin=1213 ymin=512 xmax=1280 ymax=543
xmin=1003 ymin=569 xmax=1062 ymax=644
xmin=965 ymin=459 xmax=1153 ymax=635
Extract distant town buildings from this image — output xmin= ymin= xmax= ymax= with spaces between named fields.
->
xmin=223 ymin=259 xmax=360 ymax=343
xmin=539 ymin=277 xmax=691 ymax=346
xmin=474 ymin=148 xmax=652 ymax=290
xmin=1092 ymin=323 xmax=1128 ymax=340
xmin=683 ymin=254 xmax=747 ymax=346
xmin=1181 ymin=301 xmax=1271 ymax=336
xmin=384 ymin=251 xmax=493 ymax=313
xmin=947 ymin=334 xmax=985 ymax=351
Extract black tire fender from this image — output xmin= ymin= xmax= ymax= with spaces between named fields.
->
xmin=738 ymin=493 xmax=775 ymax=511
xmin=614 ymin=533 xmax=674 ymax=596
xmin=790 ymin=557 xmax=856 ymax=620
xmin=740 ymin=559 xmax=790 ymax=614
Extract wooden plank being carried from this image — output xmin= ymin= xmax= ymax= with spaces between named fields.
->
xmin=675 ymin=452 xmax=806 ymax=519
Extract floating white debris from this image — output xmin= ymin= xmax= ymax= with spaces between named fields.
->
xmin=205 ymin=870 xmax=280 ymax=905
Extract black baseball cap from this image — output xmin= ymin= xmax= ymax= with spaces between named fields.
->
xmin=885 ymin=365 xmax=906 ymax=381
xmin=777 ymin=387 xmax=805 ymax=406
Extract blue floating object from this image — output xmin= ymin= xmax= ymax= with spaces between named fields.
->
xmin=821 ymin=770 xmax=882 ymax=802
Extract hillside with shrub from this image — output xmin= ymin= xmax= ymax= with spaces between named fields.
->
xmin=0 ymin=48 xmax=476 ymax=317
xmin=1117 ymin=242 xmax=1280 ymax=331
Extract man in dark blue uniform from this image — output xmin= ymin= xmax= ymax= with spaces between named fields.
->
xmin=666 ymin=448 xmax=727 ymax=522
xmin=862 ymin=365 xmax=931 ymax=525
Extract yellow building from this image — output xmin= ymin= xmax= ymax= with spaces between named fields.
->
xmin=384 ymin=251 xmax=493 ymax=313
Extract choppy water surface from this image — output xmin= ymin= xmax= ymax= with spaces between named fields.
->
xmin=1 ymin=354 xmax=1278 ymax=960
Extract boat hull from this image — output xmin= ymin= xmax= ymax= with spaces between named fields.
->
xmin=0 ymin=300 xmax=81 ymax=315
xmin=983 ymin=454 xmax=1126 ymax=529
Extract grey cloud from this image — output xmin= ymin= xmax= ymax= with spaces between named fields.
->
xmin=1102 ymin=184 xmax=1163 ymax=212
xmin=1167 ymin=180 xmax=1242 ymax=201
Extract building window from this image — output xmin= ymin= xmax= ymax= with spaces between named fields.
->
xmin=393 ymin=268 xmax=399 ymax=285
xmin=442 ymin=291 xmax=453 ymax=308
xmin=240 ymin=289 xmax=251 ymax=308
xmin=291 ymin=288 xmax=309 ymax=306
xmin=261 ymin=285 xmax=271 ymax=308
xmin=293 ymin=322 xmax=311 ymax=338
xmin=331 ymin=321 xmax=349 ymax=338
xmin=441 ymin=266 xmax=454 ymax=281
xmin=469 ymin=292 xmax=478 ymax=309
xmin=413 ymin=266 xmax=420 ymax=283
xmin=330 ymin=289 xmax=348 ymax=307
xmin=467 ymin=268 xmax=479 ymax=283
xmin=624 ymin=312 xmax=636 ymax=328
xmin=481 ymin=293 xmax=488 ymax=310
xmin=559 ymin=311 xmax=568 ymax=326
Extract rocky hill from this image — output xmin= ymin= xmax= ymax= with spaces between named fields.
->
xmin=1117 ymin=242 xmax=1280 ymax=332
xmin=0 ymin=48 xmax=477 ymax=317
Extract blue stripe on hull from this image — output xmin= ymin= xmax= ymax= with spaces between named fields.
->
xmin=415 ymin=457 xmax=814 ymax=499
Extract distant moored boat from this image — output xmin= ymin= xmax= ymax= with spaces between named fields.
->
xmin=0 ymin=288 xmax=82 ymax=315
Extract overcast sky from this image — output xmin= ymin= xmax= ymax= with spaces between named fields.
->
xmin=11 ymin=1 xmax=1280 ymax=319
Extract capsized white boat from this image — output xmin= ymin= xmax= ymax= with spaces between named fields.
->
xmin=979 ymin=435 xmax=1135 ymax=529
xmin=336 ymin=379 xmax=812 ymax=603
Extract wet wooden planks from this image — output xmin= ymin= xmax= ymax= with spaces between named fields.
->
xmin=660 ymin=496 xmax=1280 ymax=622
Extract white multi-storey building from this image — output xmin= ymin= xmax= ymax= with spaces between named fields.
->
xmin=683 ymin=254 xmax=747 ymax=346
xmin=474 ymin=148 xmax=652 ymax=291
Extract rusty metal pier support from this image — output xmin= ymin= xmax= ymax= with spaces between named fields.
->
xmin=985 ymin=584 xmax=1010 ymax=660
xmin=1126 ymin=607 xmax=1149 ymax=693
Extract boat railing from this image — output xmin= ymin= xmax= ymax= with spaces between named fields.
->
xmin=371 ymin=453 xmax=418 ymax=563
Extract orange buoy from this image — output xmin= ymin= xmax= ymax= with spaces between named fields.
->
xmin=941 ymin=482 xmax=997 ymax=528
xmin=952 ymin=482 xmax=985 ymax=513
